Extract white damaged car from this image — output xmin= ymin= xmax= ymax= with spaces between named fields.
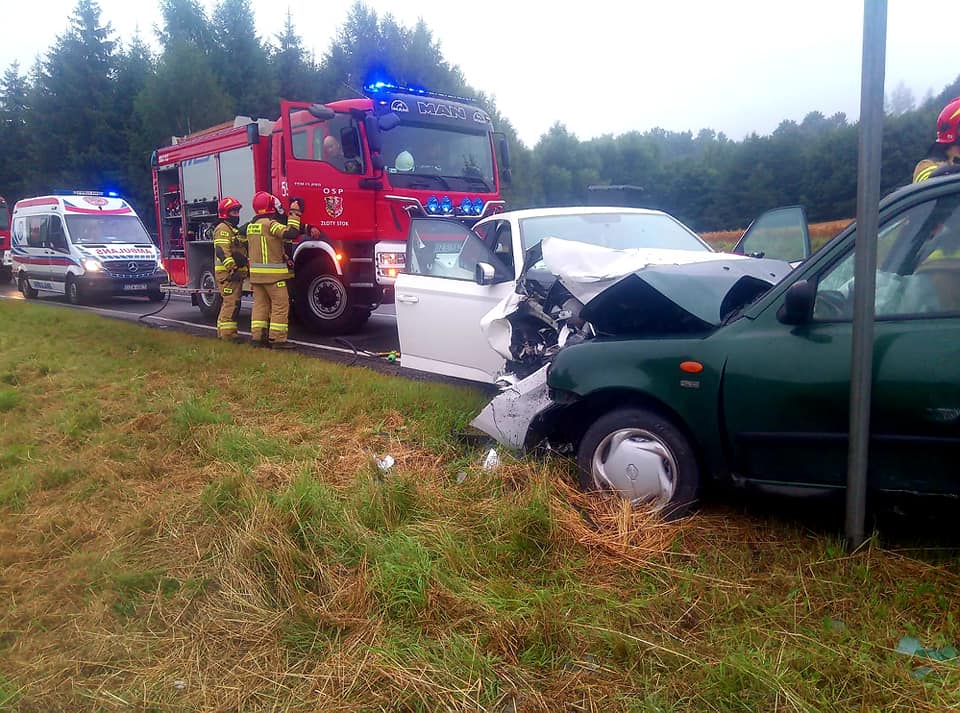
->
xmin=395 ymin=205 xmax=810 ymax=385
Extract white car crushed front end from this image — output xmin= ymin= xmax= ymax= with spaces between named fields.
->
xmin=470 ymin=237 xmax=793 ymax=450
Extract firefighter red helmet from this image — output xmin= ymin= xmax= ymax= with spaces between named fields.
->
xmin=253 ymin=191 xmax=283 ymax=216
xmin=217 ymin=196 xmax=242 ymax=219
xmin=935 ymin=97 xmax=960 ymax=145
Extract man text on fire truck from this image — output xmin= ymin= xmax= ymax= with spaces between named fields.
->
xmin=246 ymin=191 xmax=303 ymax=348
xmin=213 ymin=197 xmax=247 ymax=342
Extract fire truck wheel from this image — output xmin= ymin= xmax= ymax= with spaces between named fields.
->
xmin=19 ymin=273 xmax=38 ymax=299
xmin=196 ymin=266 xmax=221 ymax=322
xmin=293 ymin=266 xmax=369 ymax=335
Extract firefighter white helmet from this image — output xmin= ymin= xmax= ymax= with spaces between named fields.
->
xmin=395 ymin=150 xmax=415 ymax=172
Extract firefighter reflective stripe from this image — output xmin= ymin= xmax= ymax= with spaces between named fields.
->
xmin=250 ymin=263 xmax=289 ymax=274
xmin=251 ymin=320 xmax=269 ymax=329
xmin=923 ymin=248 xmax=960 ymax=268
xmin=218 ymin=321 xmax=238 ymax=330
xmin=214 ymin=221 xmax=243 ymax=272
xmin=247 ymin=218 xmax=295 ymax=283
xmin=269 ymin=323 xmax=288 ymax=333
xmin=914 ymin=159 xmax=943 ymax=183
xmin=916 ymin=164 xmax=940 ymax=182
xmin=269 ymin=214 xmax=300 ymax=236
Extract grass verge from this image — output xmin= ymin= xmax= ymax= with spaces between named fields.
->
xmin=0 ymin=300 xmax=957 ymax=711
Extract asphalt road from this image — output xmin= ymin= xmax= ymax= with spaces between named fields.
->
xmin=0 ymin=277 xmax=417 ymax=372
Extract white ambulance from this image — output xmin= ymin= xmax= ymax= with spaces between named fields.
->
xmin=11 ymin=192 xmax=167 ymax=304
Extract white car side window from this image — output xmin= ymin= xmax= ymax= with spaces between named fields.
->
xmin=407 ymin=221 xmax=511 ymax=281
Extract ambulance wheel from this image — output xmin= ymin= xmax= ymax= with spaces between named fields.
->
xmin=196 ymin=266 xmax=221 ymax=322
xmin=293 ymin=262 xmax=368 ymax=335
xmin=19 ymin=273 xmax=37 ymax=299
xmin=66 ymin=276 xmax=86 ymax=306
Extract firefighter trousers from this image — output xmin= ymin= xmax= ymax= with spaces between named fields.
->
xmin=251 ymin=281 xmax=290 ymax=344
xmin=217 ymin=274 xmax=242 ymax=339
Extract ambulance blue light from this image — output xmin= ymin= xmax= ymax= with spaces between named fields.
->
xmin=426 ymin=195 xmax=440 ymax=214
xmin=107 ymin=191 xmax=119 ymax=198
xmin=440 ymin=196 xmax=453 ymax=214
xmin=472 ymin=198 xmax=484 ymax=215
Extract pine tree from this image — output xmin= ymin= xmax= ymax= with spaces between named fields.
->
xmin=157 ymin=0 xmax=214 ymax=56
xmin=115 ymin=30 xmax=156 ymax=221
xmin=31 ymin=0 xmax=119 ymax=191
xmin=135 ymin=40 xmax=233 ymax=144
xmin=273 ymin=10 xmax=316 ymax=102
xmin=0 ymin=63 xmax=32 ymax=200
xmin=211 ymin=0 xmax=277 ymax=118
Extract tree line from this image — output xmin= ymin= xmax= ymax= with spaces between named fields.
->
xmin=0 ymin=0 xmax=957 ymax=233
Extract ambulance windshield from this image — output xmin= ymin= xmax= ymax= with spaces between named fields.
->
xmin=65 ymin=215 xmax=151 ymax=245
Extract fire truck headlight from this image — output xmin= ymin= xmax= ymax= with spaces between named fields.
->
xmin=83 ymin=258 xmax=102 ymax=272
xmin=377 ymin=251 xmax=406 ymax=268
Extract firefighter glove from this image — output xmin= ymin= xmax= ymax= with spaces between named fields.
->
xmin=230 ymin=269 xmax=243 ymax=283
xmin=233 ymin=252 xmax=248 ymax=268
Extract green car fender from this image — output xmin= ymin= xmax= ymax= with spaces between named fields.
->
xmin=545 ymin=336 xmax=730 ymax=476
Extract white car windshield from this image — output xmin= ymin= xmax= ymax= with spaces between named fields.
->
xmin=66 ymin=215 xmax=151 ymax=245
xmin=519 ymin=213 xmax=712 ymax=252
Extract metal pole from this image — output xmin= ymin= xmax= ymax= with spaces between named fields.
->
xmin=846 ymin=0 xmax=887 ymax=550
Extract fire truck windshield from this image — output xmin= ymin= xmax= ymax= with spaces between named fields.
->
xmin=381 ymin=125 xmax=494 ymax=193
xmin=65 ymin=215 xmax=151 ymax=245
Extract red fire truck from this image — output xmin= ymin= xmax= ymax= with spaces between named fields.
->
xmin=0 ymin=196 xmax=11 ymax=281
xmin=151 ymin=83 xmax=510 ymax=334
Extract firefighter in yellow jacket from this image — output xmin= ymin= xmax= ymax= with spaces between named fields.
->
xmin=213 ymin=197 xmax=247 ymax=341
xmin=914 ymin=97 xmax=960 ymax=183
xmin=246 ymin=191 xmax=302 ymax=348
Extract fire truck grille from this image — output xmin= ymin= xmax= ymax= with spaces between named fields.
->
xmin=102 ymin=260 xmax=158 ymax=277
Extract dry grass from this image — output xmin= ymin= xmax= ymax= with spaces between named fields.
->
xmin=0 ymin=301 xmax=958 ymax=711
xmin=701 ymin=219 xmax=853 ymax=253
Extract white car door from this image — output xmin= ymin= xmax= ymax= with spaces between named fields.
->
xmin=396 ymin=218 xmax=518 ymax=382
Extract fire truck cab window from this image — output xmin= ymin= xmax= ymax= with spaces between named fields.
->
xmin=287 ymin=108 xmax=362 ymax=174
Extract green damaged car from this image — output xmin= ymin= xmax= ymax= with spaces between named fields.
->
xmin=478 ymin=176 xmax=960 ymax=516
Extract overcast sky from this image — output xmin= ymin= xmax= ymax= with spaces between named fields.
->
xmin=3 ymin=1 xmax=955 ymax=147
